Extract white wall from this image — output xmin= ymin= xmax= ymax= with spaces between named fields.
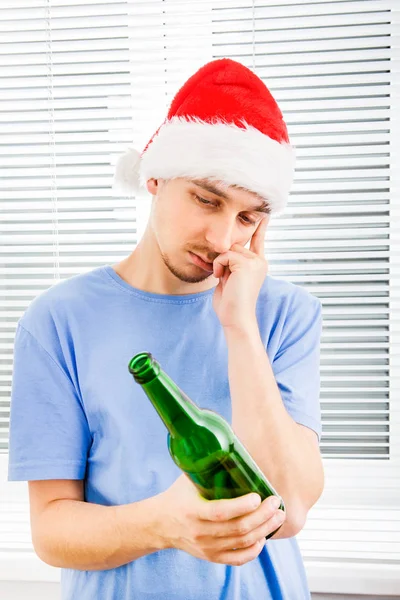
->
xmin=0 ymin=581 xmax=60 ymax=600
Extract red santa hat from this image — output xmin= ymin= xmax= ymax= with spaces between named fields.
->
xmin=114 ymin=58 xmax=295 ymax=214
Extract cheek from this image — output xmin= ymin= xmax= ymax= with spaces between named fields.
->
xmin=155 ymin=198 xmax=214 ymax=248
xmin=154 ymin=204 xmax=192 ymax=245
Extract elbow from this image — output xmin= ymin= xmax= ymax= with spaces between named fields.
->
xmin=290 ymin=511 xmax=308 ymax=537
xmin=307 ymin=464 xmax=325 ymax=510
xmin=31 ymin=520 xmax=68 ymax=569
xmin=297 ymin=458 xmax=325 ymax=511
xmin=284 ymin=479 xmax=324 ymax=537
xmin=314 ymin=455 xmax=325 ymax=504
xmin=283 ymin=479 xmax=324 ymax=538
xmin=32 ymin=542 xmax=62 ymax=569
xmin=277 ymin=492 xmax=314 ymax=538
xmin=31 ymin=531 xmax=114 ymax=572
xmin=271 ymin=511 xmax=306 ymax=540
xmin=269 ymin=500 xmax=307 ymax=539
xmin=282 ymin=507 xmax=308 ymax=538
xmin=31 ymin=531 xmax=63 ymax=569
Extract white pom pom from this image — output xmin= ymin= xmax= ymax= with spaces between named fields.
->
xmin=112 ymin=147 xmax=142 ymax=195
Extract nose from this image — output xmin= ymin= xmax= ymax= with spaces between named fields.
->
xmin=204 ymin=217 xmax=237 ymax=255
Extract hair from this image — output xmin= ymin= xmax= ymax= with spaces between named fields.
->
xmin=168 ymin=176 xmax=263 ymax=200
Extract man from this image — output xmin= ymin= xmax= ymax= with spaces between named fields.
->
xmin=8 ymin=58 xmax=324 ymax=599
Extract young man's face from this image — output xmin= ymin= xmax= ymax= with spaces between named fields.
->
xmin=146 ymin=177 xmax=271 ymax=285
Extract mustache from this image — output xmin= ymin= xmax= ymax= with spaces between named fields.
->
xmin=190 ymin=250 xmax=219 ymax=263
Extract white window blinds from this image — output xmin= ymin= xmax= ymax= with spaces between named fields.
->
xmin=1 ymin=0 xmax=399 ymax=594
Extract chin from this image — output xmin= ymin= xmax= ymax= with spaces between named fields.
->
xmin=162 ymin=251 xmax=212 ymax=284
xmin=179 ymin=266 xmax=213 ymax=284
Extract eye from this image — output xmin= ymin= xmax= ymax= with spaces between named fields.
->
xmin=194 ymin=193 xmax=257 ymax=226
xmin=240 ymin=215 xmax=257 ymax=226
xmin=194 ymin=194 xmax=215 ymax=207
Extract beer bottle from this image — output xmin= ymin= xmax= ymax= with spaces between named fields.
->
xmin=128 ymin=352 xmax=285 ymax=539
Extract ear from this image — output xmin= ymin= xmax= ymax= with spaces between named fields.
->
xmin=146 ymin=178 xmax=159 ymax=195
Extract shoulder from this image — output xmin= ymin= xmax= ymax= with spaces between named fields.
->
xmin=257 ymin=276 xmax=323 ymax=375
xmin=261 ymin=273 xmax=322 ymax=316
xmin=18 ymin=267 xmax=103 ymax=345
xmin=257 ymin=274 xmax=322 ymax=354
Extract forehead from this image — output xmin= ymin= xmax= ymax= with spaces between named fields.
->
xmin=188 ymin=178 xmax=270 ymax=212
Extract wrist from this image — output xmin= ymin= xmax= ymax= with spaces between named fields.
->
xmin=151 ymin=491 xmax=173 ymax=551
xmin=223 ymin=320 xmax=260 ymax=340
xmin=117 ymin=493 xmax=169 ymax=556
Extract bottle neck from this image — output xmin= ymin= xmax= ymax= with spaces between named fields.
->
xmin=145 ymin=373 xmax=202 ymax=437
xmin=129 ymin=353 xmax=202 ymax=438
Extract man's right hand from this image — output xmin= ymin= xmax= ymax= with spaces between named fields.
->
xmin=157 ymin=473 xmax=286 ymax=566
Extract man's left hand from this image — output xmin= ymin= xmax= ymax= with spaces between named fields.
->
xmin=212 ymin=216 xmax=269 ymax=331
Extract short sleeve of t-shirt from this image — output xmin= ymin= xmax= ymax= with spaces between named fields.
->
xmin=8 ymin=321 xmax=92 ymax=481
xmin=272 ymin=292 xmax=323 ymax=441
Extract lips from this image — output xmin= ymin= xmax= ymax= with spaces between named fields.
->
xmin=189 ymin=252 xmax=214 ymax=272
xmin=196 ymin=254 xmax=212 ymax=265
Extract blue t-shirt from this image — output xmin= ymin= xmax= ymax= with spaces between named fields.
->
xmin=8 ymin=264 xmax=323 ymax=600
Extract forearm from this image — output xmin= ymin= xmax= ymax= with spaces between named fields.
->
xmin=224 ymin=323 xmax=324 ymax=536
xmin=32 ymin=493 xmax=165 ymax=571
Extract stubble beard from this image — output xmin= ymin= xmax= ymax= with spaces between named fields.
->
xmin=161 ymin=250 xmax=213 ymax=284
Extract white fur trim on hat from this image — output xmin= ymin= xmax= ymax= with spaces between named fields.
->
xmin=115 ymin=116 xmax=296 ymax=213
xmin=112 ymin=147 xmax=141 ymax=195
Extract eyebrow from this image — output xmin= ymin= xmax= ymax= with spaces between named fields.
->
xmin=191 ymin=178 xmax=271 ymax=214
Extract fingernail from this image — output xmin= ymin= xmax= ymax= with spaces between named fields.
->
xmin=271 ymin=496 xmax=281 ymax=509
xmin=251 ymin=494 xmax=261 ymax=508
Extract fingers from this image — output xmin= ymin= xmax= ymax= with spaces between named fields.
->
xmin=202 ymin=492 xmax=262 ymax=522
xmin=202 ymin=501 xmax=285 ymax=565
xmin=211 ymin=496 xmax=284 ymax=539
xmin=214 ymin=539 xmax=264 ymax=567
xmin=213 ymin=251 xmax=243 ymax=279
xmin=217 ymin=509 xmax=286 ymax=553
xmin=166 ymin=481 xmax=285 ymax=567
xmin=213 ymin=229 xmax=268 ymax=279
xmin=249 ymin=216 xmax=268 ymax=257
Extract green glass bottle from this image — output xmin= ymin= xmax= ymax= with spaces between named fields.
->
xmin=128 ymin=352 xmax=285 ymax=540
